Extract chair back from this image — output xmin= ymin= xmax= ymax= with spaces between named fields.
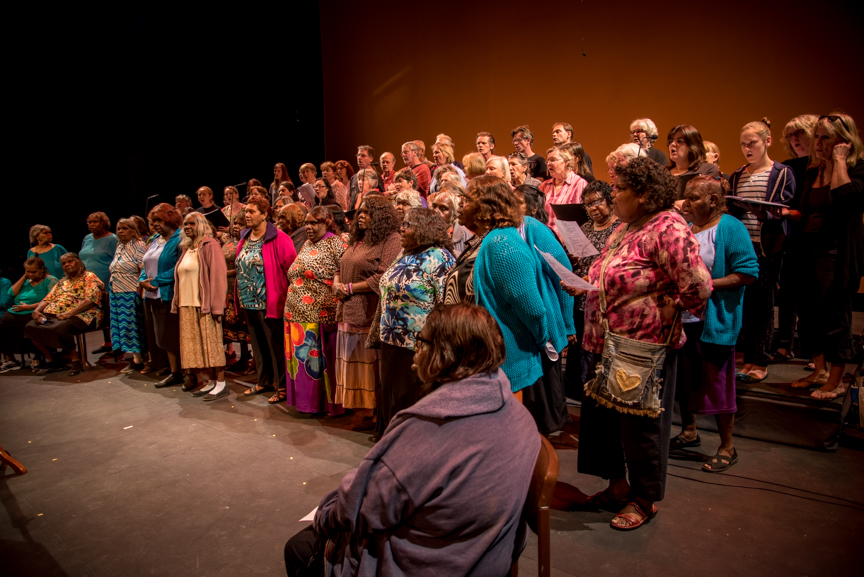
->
xmin=511 ymin=434 xmax=559 ymax=577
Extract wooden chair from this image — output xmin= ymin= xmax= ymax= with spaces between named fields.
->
xmin=0 ymin=444 xmax=27 ymax=474
xmin=511 ymin=435 xmax=559 ymax=577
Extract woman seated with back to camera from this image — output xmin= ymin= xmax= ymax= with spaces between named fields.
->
xmin=430 ymin=182 xmax=473 ymax=257
xmin=283 ymin=304 xmax=540 ymax=577
xmin=26 ymin=252 xmax=105 ymax=376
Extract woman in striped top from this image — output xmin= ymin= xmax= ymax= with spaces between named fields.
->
xmin=728 ymin=119 xmax=796 ymax=383
xmin=109 ymin=218 xmax=148 ymax=373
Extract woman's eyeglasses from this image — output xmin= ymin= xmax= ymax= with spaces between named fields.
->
xmin=415 ymin=335 xmax=431 ymax=349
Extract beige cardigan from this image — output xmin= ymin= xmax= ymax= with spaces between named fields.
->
xmin=170 ymin=236 xmax=228 ymax=315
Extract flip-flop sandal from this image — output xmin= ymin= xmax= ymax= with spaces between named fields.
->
xmin=702 ymin=449 xmax=738 ymax=473
xmin=804 ymin=362 xmax=815 ymax=371
xmin=810 ymin=386 xmax=847 ymax=400
xmin=737 ymin=372 xmax=767 ymax=384
xmin=610 ymin=502 xmax=658 ymax=531
xmin=768 ymin=349 xmax=794 ymax=363
xmin=267 ymin=391 xmax=287 ymax=404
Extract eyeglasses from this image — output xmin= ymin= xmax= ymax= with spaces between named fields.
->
xmin=584 ymin=199 xmax=605 ymax=209
xmin=400 ymin=222 xmax=413 ymax=230
xmin=629 ymin=129 xmax=646 ymax=135
xmin=819 ymin=115 xmax=850 ymax=132
xmin=512 ymin=138 xmax=526 ymax=144
xmin=784 ymin=129 xmax=804 ymax=140
xmin=415 ymin=335 xmax=431 ymax=349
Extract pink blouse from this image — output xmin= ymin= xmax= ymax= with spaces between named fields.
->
xmin=539 ymin=171 xmax=588 ymax=236
xmin=582 ymin=211 xmax=712 ymax=354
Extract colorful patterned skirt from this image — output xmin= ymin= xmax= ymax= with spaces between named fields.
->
xmin=179 ymin=307 xmax=226 ymax=369
xmin=285 ymin=321 xmax=343 ymax=416
xmin=109 ymin=291 xmax=147 ymax=354
xmin=335 ymin=323 xmax=379 ymax=409
xmin=223 ymin=291 xmax=250 ymax=343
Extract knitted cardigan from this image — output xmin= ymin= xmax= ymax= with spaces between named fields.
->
xmin=474 ymin=227 xmax=551 ymax=392
xmin=700 ymin=215 xmax=760 ymax=346
xmin=521 ymin=217 xmax=576 ymax=350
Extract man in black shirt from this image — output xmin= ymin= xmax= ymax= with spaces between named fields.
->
xmin=511 ymin=125 xmax=547 ymax=179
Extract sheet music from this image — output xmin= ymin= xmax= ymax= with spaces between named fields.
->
xmin=535 ymin=246 xmax=598 ymax=291
xmin=554 ymin=218 xmax=599 ymax=258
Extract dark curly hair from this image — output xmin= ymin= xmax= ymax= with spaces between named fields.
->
xmin=614 ymin=157 xmax=678 ymax=213
xmin=467 ymin=175 xmax=523 ymax=229
xmin=404 ymin=208 xmax=454 ymax=254
xmin=513 ymin=184 xmax=548 ymax=224
xmin=583 ymin=180 xmax=614 ymax=205
xmin=349 ymin=194 xmax=399 ymax=246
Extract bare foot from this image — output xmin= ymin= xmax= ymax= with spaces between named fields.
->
xmin=745 ymin=366 xmax=768 ymax=380
xmin=811 ymin=383 xmax=847 ymax=400
xmin=791 ymin=371 xmax=829 ymax=388
xmin=739 ymin=363 xmax=754 ymax=374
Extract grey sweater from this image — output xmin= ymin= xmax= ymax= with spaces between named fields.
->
xmin=314 ymin=369 xmax=540 ymax=576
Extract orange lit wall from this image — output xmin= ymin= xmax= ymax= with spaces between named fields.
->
xmin=319 ymin=0 xmax=863 ymax=176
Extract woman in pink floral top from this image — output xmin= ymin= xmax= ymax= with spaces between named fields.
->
xmin=284 ymin=207 xmax=347 ymax=415
xmin=566 ymin=158 xmax=711 ymax=531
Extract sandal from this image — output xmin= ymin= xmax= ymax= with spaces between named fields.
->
xmin=610 ymin=501 xmax=658 ymax=531
xmin=804 ymin=361 xmax=815 ymax=371
xmin=243 ymin=384 xmax=272 ymax=396
xmin=736 ymin=371 xmax=767 ymax=384
xmin=702 ymin=448 xmax=738 ymax=473
xmin=769 ymin=349 xmax=794 ymax=363
xmin=267 ymin=390 xmax=287 ymax=404
xmin=810 ymin=385 xmax=848 ymax=400
xmin=669 ymin=433 xmax=701 ymax=451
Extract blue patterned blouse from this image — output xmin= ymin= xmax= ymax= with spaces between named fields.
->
xmin=236 ymin=237 xmax=267 ymax=310
xmin=378 ymin=246 xmax=454 ymax=351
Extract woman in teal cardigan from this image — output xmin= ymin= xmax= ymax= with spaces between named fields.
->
xmin=461 ymin=176 xmax=576 ymax=433
xmin=673 ymin=176 xmax=758 ymax=472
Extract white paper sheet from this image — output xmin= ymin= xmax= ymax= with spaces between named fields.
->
xmin=554 ymin=218 xmax=599 ymax=258
xmin=300 ymin=506 xmax=318 ymax=522
xmin=535 ymin=247 xmax=598 ymax=291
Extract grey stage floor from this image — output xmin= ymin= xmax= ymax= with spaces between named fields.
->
xmin=1 ymin=333 xmax=862 ymax=577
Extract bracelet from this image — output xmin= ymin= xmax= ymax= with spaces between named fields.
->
xmin=348 ymin=283 xmax=353 ymax=295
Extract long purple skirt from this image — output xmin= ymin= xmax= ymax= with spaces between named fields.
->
xmin=285 ymin=321 xmax=344 ymax=416
xmin=680 ymin=322 xmax=737 ymax=414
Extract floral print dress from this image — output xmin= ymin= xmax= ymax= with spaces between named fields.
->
xmin=379 ymin=246 xmax=455 ymax=351
xmin=283 ymin=232 xmax=347 ymax=415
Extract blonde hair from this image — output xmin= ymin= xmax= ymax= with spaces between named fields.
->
xmin=740 ymin=117 xmax=772 ymax=143
xmin=704 ymin=141 xmax=721 ymax=169
xmin=809 ymin=112 xmax=864 ymax=170
xmin=432 ymin=143 xmax=454 ymax=164
xmin=394 ymin=190 xmax=423 ymax=209
xmin=462 ymin=152 xmax=486 ymax=178
xmin=630 ymin=118 xmax=658 ymax=138
xmin=179 ymin=212 xmax=212 ymax=250
xmin=781 ymin=114 xmax=818 ymax=158
xmin=547 ymin=145 xmax=575 ymax=171
xmin=485 ymin=156 xmax=511 ymax=183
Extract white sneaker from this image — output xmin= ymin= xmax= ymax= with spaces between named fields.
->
xmin=0 ymin=360 xmax=21 ymax=374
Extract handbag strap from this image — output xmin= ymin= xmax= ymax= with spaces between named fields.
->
xmin=598 ymin=224 xmax=681 ymax=346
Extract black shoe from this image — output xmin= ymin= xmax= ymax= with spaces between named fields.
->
xmin=202 ymin=388 xmax=229 ymax=402
xmin=192 ymin=383 xmax=216 ymax=397
xmin=36 ymin=361 xmax=66 ymax=376
xmin=181 ymin=373 xmax=199 ymax=392
xmin=120 ymin=362 xmax=144 ymax=374
xmin=155 ymin=372 xmax=184 ymax=388
xmin=68 ymin=361 xmax=83 ymax=376
xmin=91 ymin=344 xmax=113 ymax=354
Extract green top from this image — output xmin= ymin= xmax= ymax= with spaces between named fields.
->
xmin=8 ymin=275 xmax=58 ymax=315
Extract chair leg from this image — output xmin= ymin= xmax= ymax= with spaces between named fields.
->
xmin=76 ymin=334 xmax=91 ymax=371
xmin=0 ymin=444 xmax=27 ymax=475
xmin=537 ymin=508 xmax=551 ymax=577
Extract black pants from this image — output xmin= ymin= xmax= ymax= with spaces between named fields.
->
xmin=24 ymin=315 xmax=93 ymax=351
xmin=577 ymin=348 xmax=678 ymax=502
xmin=243 ymin=309 xmax=286 ymax=391
xmin=739 ymin=244 xmax=783 ymax=365
xmin=563 ymin=308 xmax=585 ymax=401
xmin=795 ymin=252 xmax=857 ymax=363
xmin=0 ymin=312 xmax=37 ymax=355
xmin=774 ymin=253 xmax=797 ymax=353
xmin=522 ymin=353 xmax=570 ymax=434
xmin=284 ymin=526 xmax=325 ymax=577
xmin=377 ymin=342 xmax=421 ymax=436
xmin=143 ymin=298 xmax=168 ymax=370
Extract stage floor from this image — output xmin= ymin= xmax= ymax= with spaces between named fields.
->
xmin=1 ymin=333 xmax=862 ymax=577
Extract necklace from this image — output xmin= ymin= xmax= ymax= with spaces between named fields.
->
xmin=594 ymin=214 xmax=615 ymax=230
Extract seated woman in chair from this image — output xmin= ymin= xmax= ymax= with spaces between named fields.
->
xmin=284 ymin=304 xmax=540 ymax=577
xmin=25 ymin=252 xmax=104 ymax=376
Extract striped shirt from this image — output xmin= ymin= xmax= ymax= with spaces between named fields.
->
xmin=109 ymin=239 xmax=146 ymax=293
xmin=734 ymin=169 xmax=770 ymax=243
